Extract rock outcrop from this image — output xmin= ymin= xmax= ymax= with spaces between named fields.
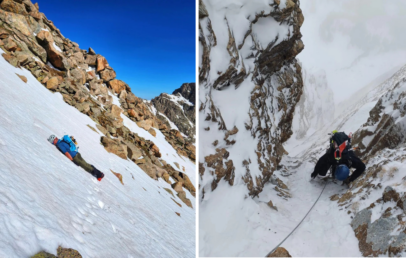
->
xmin=0 ymin=0 xmax=195 ymax=205
xmin=148 ymin=83 xmax=196 ymax=141
xmin=199 ymin=0 xmax=304 ymax=197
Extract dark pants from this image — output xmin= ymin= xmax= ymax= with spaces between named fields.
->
xmin=73 ymin=153 xmax=95 ymax=175
xmin=313 ymin=150 xmax=365 ymax=182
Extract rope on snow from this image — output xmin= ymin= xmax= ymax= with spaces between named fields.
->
xmin=265 ymin=180 xmax=329 ymax=257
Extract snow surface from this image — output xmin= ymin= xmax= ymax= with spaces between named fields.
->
xmin=0 ymin=49 xmax=195 ymax=258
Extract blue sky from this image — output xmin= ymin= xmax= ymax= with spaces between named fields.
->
xmin=37 ymin=0 xmax=195 ymax=100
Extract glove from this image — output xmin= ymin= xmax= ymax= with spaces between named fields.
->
xmin=311 ymin=171 xmax=318 ymax=179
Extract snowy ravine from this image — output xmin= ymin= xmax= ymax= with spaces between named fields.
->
xmin=0 ymin=48 xmax=195 ymax=257
xmin=200 ymin=64 xmax=406 ymax=256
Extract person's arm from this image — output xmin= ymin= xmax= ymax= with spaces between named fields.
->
xmin=65 ymin=152 xmax=73 ymax=161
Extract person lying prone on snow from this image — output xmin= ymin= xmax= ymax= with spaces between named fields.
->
xmin=48 ymin=134 xmax=104 ymax=181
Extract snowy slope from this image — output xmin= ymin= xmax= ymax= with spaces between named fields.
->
xmin=0 ymin=49 xmax=195 ymax=258
xmin=200 ymin=58 xmax=406 ymax=256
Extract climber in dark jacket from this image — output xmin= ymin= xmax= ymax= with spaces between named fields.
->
xmin=48 ymin=134 xmax=104 ymax=181
xmin=311 ymin=131 xmax=365 ymax=185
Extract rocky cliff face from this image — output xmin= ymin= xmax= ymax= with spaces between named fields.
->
xmin=325 ymin=65 xmax=406 ymax=257
xmin=291 ymin=68 xmax=334 ymax=139
xmin=148 ymin=83 xmax=196 ymax=141
xmin=199 ymin=0 xmax=304 ymax=197
xmin=0 ymin=0 xmax=195 ymax=206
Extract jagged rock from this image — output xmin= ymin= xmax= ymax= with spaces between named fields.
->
xmin=204 ymin=148 xmax=235 ymax=191
xmin=36 ymin=30 xmax=69 ymax=70
xmin=96 ymin=55 xmax=108 ymax=72
xmin=101 ymin=136 xmax=127 ymax=159
xmin=177 ymin=191 xmax=193 ymax=208
xmin=110 ymin=169 xmax=124 ymax=185
xmin=88 ymin=47 xmax=96 ymax=55
xmin=0 ymin=28 xmax=9 ymax=39
xmin=100 ymin=67 xmax=116 ymax=82
xmin=125 ymin=142 xmax=143 ymax=161
xmin=31 ymin=251 xmax=57 ymax=258
xmin=16 ymin=73 xmax=27 ymax=83
xmin=70 ymin=68 xmax=86 ymax=86
xmin=46 ymin=77 xmax=59 ymax=90
xmin=1 ymin=0 xmax=28 ymax=15
xmin=267 ymin=247 xmax=291 ymax=257
xmin=108 ymin=79 xmax=127 ymax=94
xmin=136 ymin=119 xmax=153 ymax=131
xmin=75 ymin=102 xmax=90 ymax=113
xmin=148 ymin=128 xmax=156 ymax=137
xmin=150 ymin=144 xmax=161 ymax=158
xmin=382 ymin=186 xmax=399 ymax=203
xmin=267 ymin=200 xmax=278 ymax=211
xmin=57 ymin=246 xmax=82 ymax=258
xmin=171 ymin=181 xmax=183 ymax=193
xmin=96 ymin=124 xmax=108 ymax=135
xmin=3 ymin=37 xmax=17 ymax=51
xmin=173 ymin=82 xmax=196 ymax=104
xmin=85 ymin=55 xmax=97 ymax=65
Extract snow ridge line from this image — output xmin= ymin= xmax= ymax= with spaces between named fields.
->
xmin=265 ymin=180 xmax=329 ymax=257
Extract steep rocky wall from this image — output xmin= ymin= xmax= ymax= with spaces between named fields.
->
xmin=149 ymin=83 xmax=196 ymax=141
xmin=0 ymin=0 xmax=195 ymax=206
xmin=328 ymin=67 xmax=406 ymax=256
xmin=199 ymin=0 xmax=304 ymax=197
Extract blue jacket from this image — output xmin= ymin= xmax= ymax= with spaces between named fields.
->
xmin=56 ymin=135 xmax=78 ymax=158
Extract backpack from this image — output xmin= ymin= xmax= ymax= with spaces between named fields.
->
xmin=61 ymin=135 xmax=78 ymax=153
xmin=330 ymin=131 xmax=352 ymax=161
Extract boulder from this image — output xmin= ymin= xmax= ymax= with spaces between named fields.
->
xmin=88 ymin=47 xmax=96 ymax=55
xmin=0 ymin=28 xmax=9 ymax=39
xmin=136 ymin=119 xmax=154 ymax=131
xmin=73 ymin=90 xmax=88 ymax=103
xmin=126 ymin=92 xmax=137 ymax=103
xmin=85 ymin=55 xmax=97 ymax=66
xmin=171 ymin=182 xmax=183 ymax=193
xmin=75 ymin=102 xmax=90 ymax=113
xmin=96 ymin=55 xmax=108 ymax=72
xmin=70 ymin=68 xmax=86 ymax=86
xmin=267 ymin=247 xmax=291 ymax=257
xmin=148 ymin=128 xmax=156 ymax=137
xmin=177 ymin=191 xmax=193 ymax=208
xmin=3 ymin=37 xmax=18 ymax=52
xmin=46 ymin=77 xmax=59 ymax=90
xmin=72 ymin=52 xmax=84 ymax=63
xmin=36 ymin=31 xmax=69 ymax=70
xmin=0 ymin=39 xmax=3 ymax=46
xmin=101 ymin=136 xmax=127 ymax=159
xmin=0 ymin=0 xmax=28 ymax=15
xmin=126 ymin=142 xmax=143 ymax=161
xmin=100 ymin=67 xmax=116 ymax=82
xmin=150 ymin=144 xmax=161 ymax=157
xmin=86 ymin=71 xmax=96 ymax=82
xmin=108 ymin=79 xmax=127 ymax=94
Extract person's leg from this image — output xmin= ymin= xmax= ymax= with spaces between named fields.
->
xmin=348 ymin=151 xmax=366 ymax=182
xmin=312 ymin=152 xmax=334 ymax=177
xmin=72 ymin=153 xmax=95 ymax=175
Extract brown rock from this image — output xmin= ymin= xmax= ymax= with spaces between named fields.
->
xmin=267 ymin=247 xmax=291 ymax=257
xmin=0 ymin=0 xmax=28 ymax=15
xmin=171 ymin=182 xmax=183 ymax=193
xmin=46 ymin=77 xmax=59 ymax=90
xmin=41 ymin=76 xmax=49 ymax=84
xmin=128 ymin=109 xmax=136 ymax=118
xmin=108 ymin=79 xmax=127 ymax=94
xmin=150 ymin=144 xmax=161 ymax=158
xmin=86 ymin=71 xmax=96 ymax=82
xmin=100 ymin=67 xmax=116 ymax=82
xmin=3 ymin=37 xmax=18 ymax=52
xmin=36 ymin=31 xmax=69 ymax=70
xmin=85 ymin=55 xmax=97 ymax=66
xmin=136 ymin=119 xmax=154 ymax=131
xmin=70 ymin=68 xmax=86 ymax=85
xmin=75 ymin=102 xmax=90 ymax=113
xmin=88 ymin=47 xmax=96 ymax=55
xmin=0 ymin=28 xmax=9 ymax=39
xmin=110 ymin=169 xmax=124 ymax=185
xmin=15 ymin=73 xmax=27 ymax=83
xmin=148 ymin=128 xmax=156 ymax=137
xmin=0 ymin=39 xmax=3 ymax=46
xmin=101 ymin=137 xmax=128 ymax=159
xmin=96 ymin=56 xmax=108 ymax=72
xmin=162 ymin=172 xmax=171 ymax=184
xmin=177 ymin=191 xmax=193 ymax=208
xmin=57 ymin=246 xmax=82 ymax=258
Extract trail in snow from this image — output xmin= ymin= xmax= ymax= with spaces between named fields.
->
xmin=0 ymin=49 xmax=195 ymax=258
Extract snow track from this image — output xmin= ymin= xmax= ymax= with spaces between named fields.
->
xmin=0 ymin=49 xmax=195 ymax=258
